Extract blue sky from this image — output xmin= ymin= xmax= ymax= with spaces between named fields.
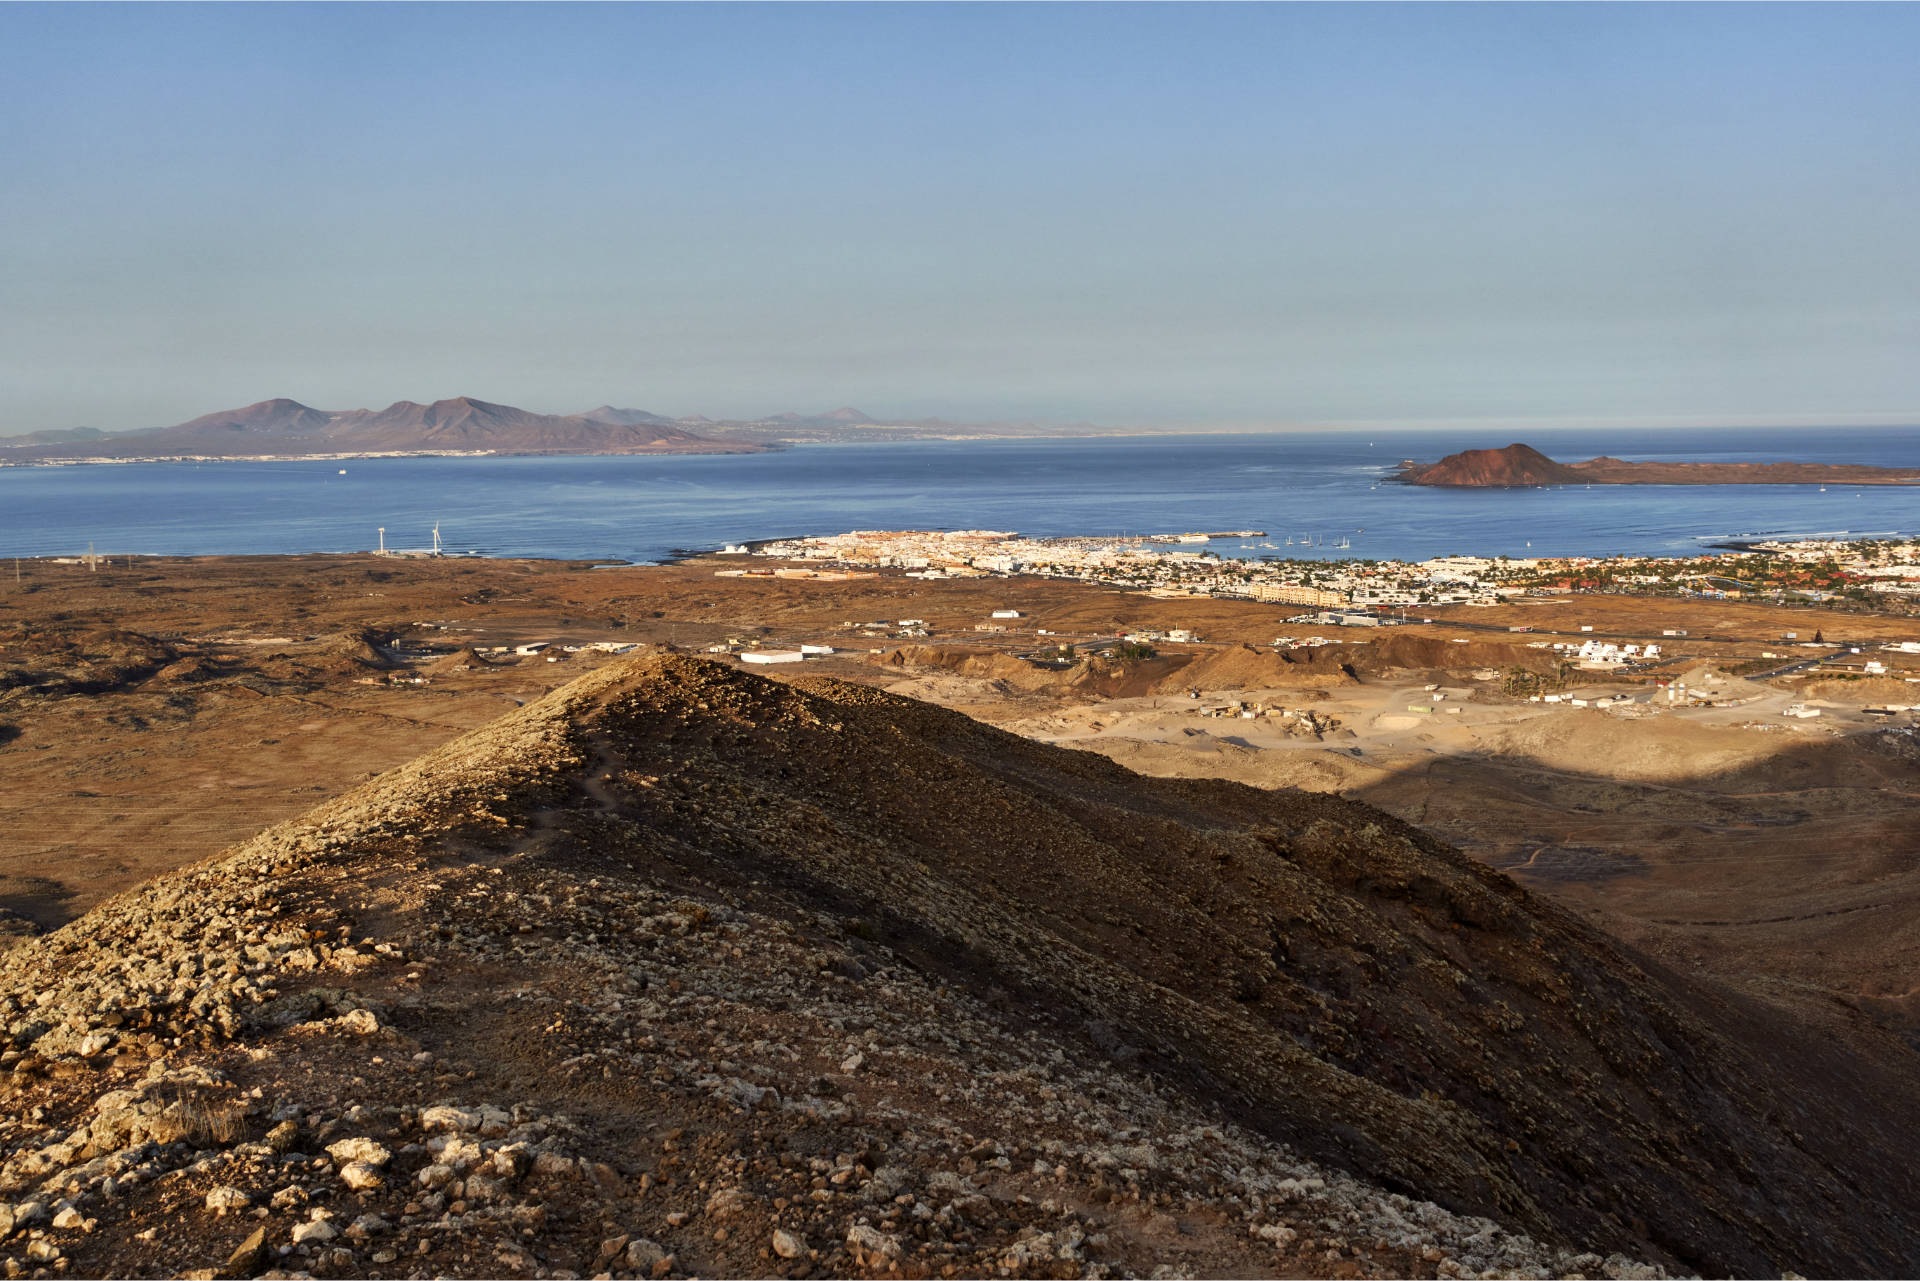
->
xmin=3 ymin=2 xmax=1918 ymax=432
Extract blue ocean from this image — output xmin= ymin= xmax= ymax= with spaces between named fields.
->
xmin=0 ymin=425 xmax=1916 ymax=565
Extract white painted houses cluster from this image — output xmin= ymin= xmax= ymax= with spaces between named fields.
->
xmin=1551 ymin=638 xmax=1660 ymax=667
xmin=744 ymin=529 xmax=1920 ymax=616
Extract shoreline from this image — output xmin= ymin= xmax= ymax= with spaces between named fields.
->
xmin=10 ymin=526 xmax=1916 ymax=568
xmin=0 ymin=443 xmax=777 ymax=468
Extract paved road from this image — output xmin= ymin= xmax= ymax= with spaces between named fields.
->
xmin=1748 ymin=654 xmax=1831 ymax=680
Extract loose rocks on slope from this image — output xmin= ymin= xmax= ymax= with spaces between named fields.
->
xmin=2 ymin=652 xmax=1917 ymax=1278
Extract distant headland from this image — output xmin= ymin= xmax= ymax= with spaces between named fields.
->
xmin=0 ymin=397 xmax=773 ymax=464
xmin=1394 ymin=442 xmax=1920 ymax=488
xmin=0 ymin=399 xmax=1135 ymax=464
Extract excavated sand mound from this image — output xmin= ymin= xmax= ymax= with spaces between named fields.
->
xmin=1148 ymin=643 xmax=1356 ymax=693
xmin=1800 ymin=675 xmax=1920 ymax=704
xmin=1355 ymin=633 xmax=1562 ymax=675
xmin=426 ymin=646 xmax=499 ymax=674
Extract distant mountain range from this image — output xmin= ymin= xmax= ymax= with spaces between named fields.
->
xmin=0 ymin=399 xmax=1120 ymax=460
xmin=572 ymin=405 xmax=683 ymax=429
xmin=1394 ymin=442 xmax=1920 ymax=487
xmin=0 ymin=426 xmax=113 ymax=447
xmin=0 ymin=398 xmax=770 ymax=460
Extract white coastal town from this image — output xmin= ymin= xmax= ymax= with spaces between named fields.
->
xmin=722 ymin=528 xmax=1920 ymax=616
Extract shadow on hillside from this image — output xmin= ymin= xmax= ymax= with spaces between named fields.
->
xmin=0 ymin=873 xmax=74 ymax=938
xmin=1333 ymin=722 xmax=1920 ymax=1042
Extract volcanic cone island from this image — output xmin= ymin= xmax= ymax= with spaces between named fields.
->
xmin=4 ymin=653 xmax=1919 ymax=1278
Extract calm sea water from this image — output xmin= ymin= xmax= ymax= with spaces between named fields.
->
xmin=1 ymin=425 xmax=1916 ymax=565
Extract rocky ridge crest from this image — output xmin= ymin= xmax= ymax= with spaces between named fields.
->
xmin=2 ymin=653 xmax=1916 ymax=1277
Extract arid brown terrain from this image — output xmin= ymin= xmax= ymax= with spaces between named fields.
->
xmin=5 ymin=554 xmax=1920 ymax=1277
xmin=8 ymin=651 xmax=1920 ymax=1279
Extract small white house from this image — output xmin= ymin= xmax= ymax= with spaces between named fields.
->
xmin=740 ymin=651 xmax=805 ymax=665
xmin=990 ymin=609 xmax=1024 ymax=619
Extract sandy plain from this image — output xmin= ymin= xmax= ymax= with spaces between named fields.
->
xmin=4 ymin=551 xmax=1919 ymax=1055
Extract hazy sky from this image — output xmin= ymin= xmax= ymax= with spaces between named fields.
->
xmin=3 ymin=3 xmax=1919 ymax=432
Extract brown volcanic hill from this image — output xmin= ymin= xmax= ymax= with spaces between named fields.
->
xmin=6 ymin=654 xmax=1920 ymax=1277
xmin=1 ymin=397 xmax=767 ymax=459
xmin=169 ymin=397 xmax=338 ymax=437
xmin=1397 ymin=444 xmax=1920 ymax=487
xmin=309 ymin=397 xmax=762 ymax=455
xmin=1394 ymin=444 xmax=1585 ymax=487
